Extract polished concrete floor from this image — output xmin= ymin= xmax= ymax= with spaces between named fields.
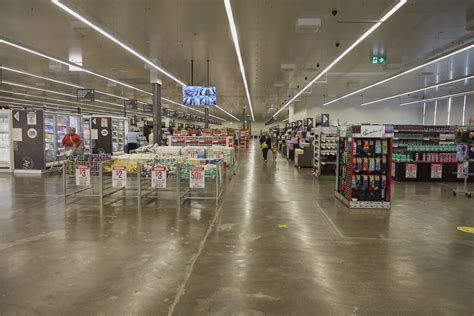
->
xmin=0 ymin=141 xmax=473 ymax=315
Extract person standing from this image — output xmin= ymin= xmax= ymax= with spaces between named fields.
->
xmin=259 ymin=132 xmax=271 ymax=162
xmin=61 ymin=127 xmax=81 ymax=156
xmin=125 ymin=127 xmax=140 ymax=153
xmin=143 ymin=124 xmax=151 ymax=142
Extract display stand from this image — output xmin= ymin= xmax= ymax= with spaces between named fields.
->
xmin=238 ymin=130 xmax=250 ymax=149
xmin=313 ymin=127 xmax=339 ymax=177
xmin=168 ymin=135 xmax=232 ymax=147
xmin=335 ymin=125 xmax=393 ymax=209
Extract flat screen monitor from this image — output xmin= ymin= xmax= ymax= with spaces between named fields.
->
xmin=182 ymin=86 xmax=216 ymax=106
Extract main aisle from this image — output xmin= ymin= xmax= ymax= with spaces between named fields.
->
xmin=0 ymin=141 xmax=472 ymax=315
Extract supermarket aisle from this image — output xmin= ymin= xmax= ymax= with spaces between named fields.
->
xmin=0 ymin=141 xmax=472 ymax=315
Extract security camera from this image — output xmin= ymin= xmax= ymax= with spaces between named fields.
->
xmin=332 ymin=9 xmax=338 ymax=16
xmin=335 ymin=41 xmax=340 ymax=48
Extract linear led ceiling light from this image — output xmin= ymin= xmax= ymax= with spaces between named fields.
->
xmin=399 ymin=90 xmax=474 ymax=106
xmin=325 ymin=44 xmax=474 ymax=106
xmin=273 ymin=0 xmax=407 ymax=117
xmin=51 ymin=0 xmax=186 ymax=87
xmin=224 ymin=0 xmax=255 ymax=122
xmin=361 ymin=75 xmax=474 ymax=106
xmin=0 ymin=37 xmax=151 ymax=96
xmin=215 ymin=105 xmax=240 ymax=121
xmin=161 ymin=96 xmax=226 ymax=121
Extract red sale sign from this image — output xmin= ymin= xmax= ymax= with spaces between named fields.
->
xmin=151 ymin=166 xmax=167 ymax=189
xmin=190 ymin=166 xmax=205 ymax=189
xmin=112 ymin=165 xmax=127 ymax=188
xmin=75 ymin=165 xmax=90 ymax=186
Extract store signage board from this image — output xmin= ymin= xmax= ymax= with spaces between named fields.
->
xmin=112 ymin=166 xmax=127 ymax=187
xmin=370 ymin=55 xmax=387 ymax=64
xmin=405 ymin=163 xmax=417 ymax=179
xmin=306 ymin=118 xmax=314 ymax=128
xmin=190 ymin=166 xmax=205 ymax=189
xmin=143 ymin=104 xmax=153 ymax=113
xmin=321 ymin=114 xmax=330 ymax=127
xmin=75 ymin=165 xmax=91 ymax=186
xmin=77 ymin=89 xmax=95 ymax=102
xmin=151 ymin=166 xmax=167 ymax=189
xmin=124 ymin=100 xmax=138 ymax=110
xmin=12 ymin=128 xmax=22 ymax=141
xmin=297 ymin=120 xmax=303 ymax=128
xmin=431 ymin=163 xmax=442 ymax=179
xmin=457 ymin=161 xmax=469 ymax=178
xmin=361 ymin=125 xmax=385 ymax=138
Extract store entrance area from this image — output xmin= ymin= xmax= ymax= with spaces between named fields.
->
xmin=0 ymin=140 xmax=472 ymax=315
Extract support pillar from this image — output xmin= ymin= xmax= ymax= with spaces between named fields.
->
xmin=242 ymin=108 xmax=246 ymax=129
xmin=152 ymin=83 xmax=162 ymax=145
xmin=204 ymin=107 xmax=210 ymax=129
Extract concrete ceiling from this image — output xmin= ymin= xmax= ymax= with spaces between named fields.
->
xmin=0 ymin=0 xmax=473 ymax=122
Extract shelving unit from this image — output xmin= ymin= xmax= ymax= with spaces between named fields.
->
xmin=239 ymin=130 xmax=250 ymax=149
xmin=168 ymin=135 xmax=232 ymax=147
xmin=335 ymin=125 xmax=393 ymax=209
xmin=391 ymin=125 xmax=470 ymax=182
xmin=0 ymin=110 xmax=13 ymax=172
xmin=313 ymin=127 xmax=339 ymax=177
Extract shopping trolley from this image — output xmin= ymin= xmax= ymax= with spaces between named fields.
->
xmin=48 ymin=151 xmax=71 ymax=175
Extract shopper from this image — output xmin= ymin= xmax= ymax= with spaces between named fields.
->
xmin=259 ymin=132 xmax=271 ymax=162
xmin=143 ymin=124 xmax=151 ymax=142
xmin=125 ymin=126 xmax=140 ymax=153
xmin=61 ymin=127 xmax=81 ymax=156
xmin=271 ymin=143 xmax=278 ymax=163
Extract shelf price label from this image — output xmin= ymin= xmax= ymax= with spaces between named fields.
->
xmin=75 ymin=165 xmax=91 ymax=186
xmin=112 ymin=166 xmax=127 ymax=188
xmin=430 ymin=163 xmax=442 ymax=179
xmin=151 ymin=166 xmax=167 ymax=189
xmin=405 ymin=163 xmax=417 ymax=179
xmin=190 ymin=166 xmax=205 ymax=189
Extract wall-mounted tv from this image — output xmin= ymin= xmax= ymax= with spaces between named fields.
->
xmin=182 ymin=86 xmax=216 ymax=106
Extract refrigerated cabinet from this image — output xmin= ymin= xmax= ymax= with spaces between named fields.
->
xmin=44 ymin=112 xmax=81 ymax=163
xmin=85 ymin=116 xmax=127 ymax=154
xmin=0 ymin=110 xmax=13 ymax=172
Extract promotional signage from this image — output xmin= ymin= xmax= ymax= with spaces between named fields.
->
xmin=190 ymin=166 xmax=205 ymax=189
xmin=297 ymin=120 xmax=303 ymax=128
xmin=213 ymin=151 xmax=224 ymax=159
xmin=151 ymin=166 xmax=167 ymax=189
xmin=405 ymin=163 xmax=417 ymax=178
xmin=188 ymin=150 xmax=198 ymax=158
xmin=75 ymin=165 xmax=91 ymax=186
xmin=291 ymin=122 xmax=296 ymax=128
xmin=306 ymin=117 xmax=314 ymax=128
xmin=430 ymin=163 xmax=442 ymax=179
xmin=76 ymin=89 xmax=95 ymax=102
xmin=182 ymin=86 xmax=217 ymax=106
xmin=457 ymin=161 xmax=469 ymax=178
xmin=370 ymin=54 xmax=387 ymax=64
xmin=321 ymin=114 xmax=330 ymax=127
xmin=143 ymin=104 xmax=153 ymax=113
xmin=360 ymin=125 xmax=385 ymax=138
xmin=112 ymin=166 xmax=127 ymax=188
xmin=185 ymin=114 xmax=191 ymax=120
xmin=285 ymin=122 xmax=290 ymax=129
xmin=124 ymin=100 xmax=138 ymax=110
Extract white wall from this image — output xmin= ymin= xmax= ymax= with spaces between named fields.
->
xmin=423 ymin=95 xmax=473 ymax=125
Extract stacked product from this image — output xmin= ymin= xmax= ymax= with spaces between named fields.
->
xmin=313 ymin=127 xmax=339 ymax=176
xmin=335 ymin=125 xmax=393 ymax=209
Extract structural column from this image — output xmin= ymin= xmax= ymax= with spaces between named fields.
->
xmin=152 ymin=83 xmax=162 ymax=145
xmin=242 ymin=108 xmax=246 ymax=129
xmin=204 ymin=106 xmax=210 ymax=129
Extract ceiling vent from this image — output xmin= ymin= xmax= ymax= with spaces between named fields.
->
xmin=273 ymin=83 xmax=285 ymax=88
xmin=296 ymin=18 xmax=321 ymax=33
xmin=280 ymin=64 xmax=295 ymax=71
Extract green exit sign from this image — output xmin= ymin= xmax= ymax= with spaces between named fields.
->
xmin=371 ymin=55 xmax=387 ymax=64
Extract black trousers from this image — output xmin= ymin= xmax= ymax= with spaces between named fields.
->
xmin=262 ymin=148 xmax=269 ymax=160
xmin=127 ymin=143 xmax=138 ymax=153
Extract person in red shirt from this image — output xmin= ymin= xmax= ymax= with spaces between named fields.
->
xmin=61 ymin=127 xmax=81 ymax=156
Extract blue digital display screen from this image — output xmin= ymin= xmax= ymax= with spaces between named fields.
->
xmin=183 ymin=86 xmax=216 ymax=106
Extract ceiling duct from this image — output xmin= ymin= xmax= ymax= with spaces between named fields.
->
xmin=296 ymin=18 xmax=321 ymax=33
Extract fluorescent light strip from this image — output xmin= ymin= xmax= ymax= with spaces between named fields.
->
xmin=215 ymin=105 xmax=240 ymax=121
xmin=52 ymin=0 xmax=186 ymax=86
xmin=462 ymin=95 xmax=467 ymax=125
xmin=361 ymin=75 xmax=474 ymax=106
xmin=325 ymin=44 xmax=474 ymax=106
xmin=400 ymin=90 xmax=474 ymax=106
xmin=447 ymin=97 xmax=452 ymax=124
xmin=434 ymin=100 xmax=438 ymax=125
xmin=0 ymin=37 xmax=151 ymax=95
xmin=422 ymin=102 xmax=426 ymax=125
xmin=224 ymin=0 xmax=255 ymax=122
xmin=274 ymin=0 xmax=407 ymax=116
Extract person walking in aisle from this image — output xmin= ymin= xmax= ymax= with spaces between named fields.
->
xmin=125 ymin=126 xmax=140 ymax=153
xmin=61 ymin=127 xmax=81 ymax=156
xmin=259 ymin=132 xmax=271 ymax=162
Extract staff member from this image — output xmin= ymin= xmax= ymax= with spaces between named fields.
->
xmin=61 ymin=127 xmax=81 ymax=156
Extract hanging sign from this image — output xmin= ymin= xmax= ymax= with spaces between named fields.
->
xmin=370 ymin=54 xmax=387 ymax=64
xmin=405 ymin=163 xmax=417 ymax=179
xmin=75 ymin=165 xmax=91 ymax=186
xmin=143 ymin=104 xmax=153 ymax=113
xmin=306 ymin=117 xmax=314 ymax=128
xmin=124 ymin=100 xmax=138 ymax=110
xmin=430 ymin=163 xmax=442 ymax=179
xmin=76 ymin=89 xmax=95 ymax=102
xmin=321 ymin=114 xmax=330 ymax=127
xmin=112 ymin=166 xmax=127 ymax=188
xmin=151 ymin=166 xmax=167 ymax=189
xmin=190 ymin=166 xmax=205 ymax=189
xmin=297 ymin=120 xmax=303 ymax=128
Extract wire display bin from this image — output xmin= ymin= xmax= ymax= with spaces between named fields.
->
xmin=182 ymin=160 xmax=225 ymax=206
xmin=63 ymin=154 xmax=111 ymax=199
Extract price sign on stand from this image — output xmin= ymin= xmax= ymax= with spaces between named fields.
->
xmin=188 ymin=150 xmax=198 ymax=159
xmin=431 ymin=163 xmax=442 ymax=179
xmin=213 ymin=151 xmax=224 ymax=159
xmin=457 ymin=161 xmax=469 ymax=179
xmin=112 ymin=166 xmax=127 ymax=188
xmin=75 ymin=165 xmax=91 ymax=186
xmin=405 ymin=163 xmax=417 ymax=179
xmin=190 ymin=166 xmax=205 ymax=189
xmin=151 ymin=166 xmax=167 ymax=189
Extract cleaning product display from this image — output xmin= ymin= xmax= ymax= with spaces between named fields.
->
xmin=313 ymin=127 xmax=339 ymax=176
xmin=335 ymin=125 xmax=393 ymax=209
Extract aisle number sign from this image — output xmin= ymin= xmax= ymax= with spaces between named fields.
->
xmin=213 ymin=151 xmax=224 ymax=159
xmin=431 ymin=163 xmax=442 ymax=179
xmin=151 ymin=166 xmax=167 ymax=189
xmin=190 ymin=166 xmax=205 ymax=189
xmin=112 ymin=166 xmax=127 ymax=188
xmin=75 ymin=165 xmax=91 ymax=186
